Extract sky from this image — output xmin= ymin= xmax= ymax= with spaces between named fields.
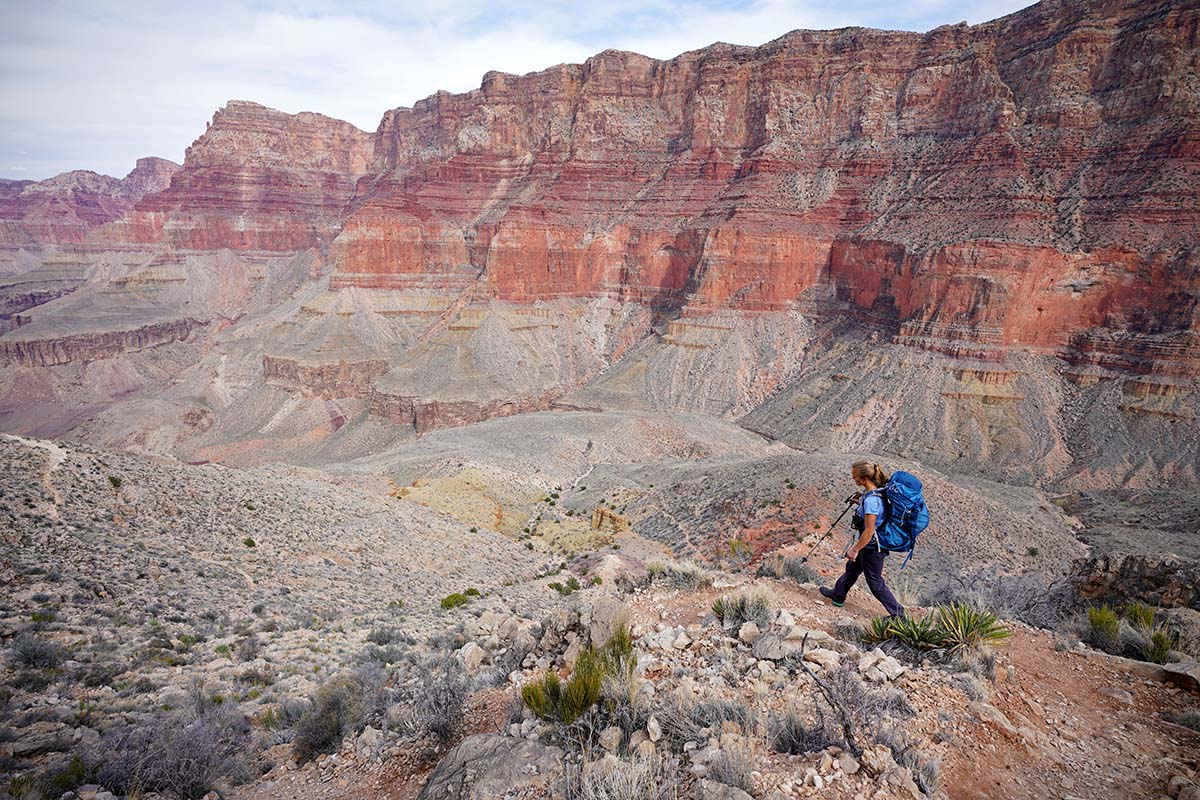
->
xmin=1 ymin=0 xmax=1033 ymax=181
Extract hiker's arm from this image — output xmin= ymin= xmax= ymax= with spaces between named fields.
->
xmin=847 ymin=514 xmax=876 ymax=560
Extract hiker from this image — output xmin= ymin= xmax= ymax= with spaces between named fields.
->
xmin=819 ymin=460 xmax=905 ymax=618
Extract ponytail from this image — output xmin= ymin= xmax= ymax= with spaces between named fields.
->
xmin=852 ymin=460 xmax=890 ymax=487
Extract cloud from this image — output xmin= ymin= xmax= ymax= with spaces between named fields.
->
xmin=0 ymin=0 xmax=1033 ymax=180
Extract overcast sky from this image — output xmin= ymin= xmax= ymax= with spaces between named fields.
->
xmin=1 ymin=0 xmax=1032 ymax=181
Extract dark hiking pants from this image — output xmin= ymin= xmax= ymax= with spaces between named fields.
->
xmin=830 ymin=547 xmax=904 ymax=617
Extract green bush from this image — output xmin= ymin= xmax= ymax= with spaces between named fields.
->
xmin=934 ymin=604 xmax=1011 ymax=651
xmin=523 ymin=650 xmax=602 ymax=725
xmin=1086 ymin=606 xmax=1121 ymax=652
xmin=440 ymin=593 xmax=470 ymax=610
xmin=1123 ymin=602 xmax=1156 ymax=631
xmin=523 ymin=628 xmax=633 ymax=725
xmin=1142 ymin=627 xmax=1176 ymax=664
xmin=864 ymin=605 xmax=1010 ymax=653
xmin=464 ymin=587 xmax=481 ymax=597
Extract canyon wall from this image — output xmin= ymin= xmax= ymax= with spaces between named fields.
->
xmin=0 ymin=0 xmax=1196 ymax=483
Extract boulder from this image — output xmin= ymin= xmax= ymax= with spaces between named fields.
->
xmin=802 ymin=648 xmax=842 ymax=672
xmin=417 ymin=734 xmax=563 ymax=800
xmin=457 ymin=641 xmax=485 ymax=673
xmin=587 ymin=598 xmax=630 ymax=649
xmin=738 ymin=622 xmax=761 ymax=645
xmin=751 ymin=634 xmax=791 ymax=661
xmin=1164 ymin=661 xmax=1200 ymax=693
xmin=858 ymin=649 xmax=906 ymax=682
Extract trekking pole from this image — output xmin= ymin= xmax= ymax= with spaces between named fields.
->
xmin=798 ymin=494 xmax=860 ymax=563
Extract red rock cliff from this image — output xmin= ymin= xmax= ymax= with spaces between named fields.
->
xmin=325 ymin=0 xmax=1197 ymax=374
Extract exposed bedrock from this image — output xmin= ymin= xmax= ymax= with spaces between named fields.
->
xmin=0 ymin=318 xmax=205 ymax=367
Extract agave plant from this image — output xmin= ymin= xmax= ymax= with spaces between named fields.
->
xmin=934 ymin=603 xmax=1011 ymax=651
xmin=888 ymin=614 xmax=946 ymax=651
xmin=862 ymin=616 xmax=897 ymax=645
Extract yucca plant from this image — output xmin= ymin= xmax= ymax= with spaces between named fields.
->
xmin=862 ymin=616 xmax=897 ymax=645
xmin=1123 ymin=601 xmax=1156 ymax=632
xmin=888 ymin=614 xmax=946 ymax=651
xmin=934 ymin=603 xmax=1011 ymax=651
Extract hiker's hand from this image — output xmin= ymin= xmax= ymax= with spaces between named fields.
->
xmin=846 ymin=545 xmax=860 ymax=562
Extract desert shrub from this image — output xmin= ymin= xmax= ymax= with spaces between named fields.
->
xmin=525 ymin=627 xmax=633 ymax=726
xmin=706 ymin=737 xmax=756 ymax=793
xmin=727 ymin=538 xmax=753 ymax=565
xmin=464 ymin=587 xmax=481 ymax=597
xmin=761 ymin=556 xmax=817 ymax=584
xmin=711 ymin=591 xmax=773 ymax=633
xmin=440 ymin=593 xmax=470 ymax=610
xmin=523 ymin=649 xmax=603 ymax=725
xmin=656 ymin=698 xmax=754 ymax=747
xmin=1165 ymin=709 xmax=1200 ymax=733
xmin=934 ymin=604 xmax=1011 ymax=651
xmin=1123 ymin=601 xmax=1156 ymax=631
xmin=293 ymin=673 xmax=380 ymax=762
xmin=563 ymin=753 xmax=680 ymax=800
xmin=646 ymin=561 xmax=712 ymax=590
xmin=865 ymin=606 xmax=1010 ymax=654
xmin=1086 ymin=606 xmax=1121 ymax=653
xmin=403 ymin=657 xmax=469 ymax=744
xmin=864 ymin=614 xmax=944 ymax=651
xmin=1141 ymin=627 xmax=1176 ymax=664
xmin=367 ymin=627 xmax=402 ymax=645
xmin=920 ymin=567 xmax=1075 ymax=629
xmin=95 ymin=705 xmax=250 ymax=799
xmin=8 ymin=634 xmax=67 ymax=669
xmin=769 ymin=707 xmax=838 ymax=755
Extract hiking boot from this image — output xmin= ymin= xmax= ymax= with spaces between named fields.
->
xmin=818 ymin=586 xmax=844 ymax=607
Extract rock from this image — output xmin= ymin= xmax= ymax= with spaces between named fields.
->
xmin=698 ymin=779 xmax=755 ymax=800
xmin=860 ymin=744 xmax=897 ymax=777
xmin=587 ymin=598 xmax=630 ymax=649
xmin=1168 ymin=775 xmax=1196 ymax=798
xmin=356 ymin=725 xmax=384 ymax=760
xmin=738 ymin=622 xmax=761 ymax=645
xmin=417 ymin=734 xmax=563 ymax=800
xmin=672 ymin=631 xmax=692 ymax=650
xmin=967 ymin=701 xmax=1037 ymax=744
xmin=776 ymin=610 xmax=795 ymax=627
xmin=838 ymin=752 xmax=860 ymax=774
xmin=802 ymin=648 xmax=842 ymax=671
xmin=751 ymin=634 xmax=790 ymax=661
xmin=457 ymin=641 xmax=485 ymax=673
xmin=647 ymin=715 xmax=663 ymax=743
xmin=1098 ymin=686 xmax=1134 ymax=705
xmin=634 ymin=740 xmax=656 ymax=759
xmin=858 ymin=649 xmax=906 ymax=682
xmin=599 ymin=726 xmax=622 ymax=752
xmin=1164 ymin=661 xmax=1200 ymax=693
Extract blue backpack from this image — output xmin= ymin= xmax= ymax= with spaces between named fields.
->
xmin=873 ymin=471 xmax=930 ymax=567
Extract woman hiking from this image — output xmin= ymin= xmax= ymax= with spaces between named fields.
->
xmin=819 ymin=461 xmax=905 ymax=619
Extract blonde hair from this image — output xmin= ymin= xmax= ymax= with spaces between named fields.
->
xmin=852 ymin=460 xmax=890 ymax=486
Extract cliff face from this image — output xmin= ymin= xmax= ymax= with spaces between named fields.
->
xmin=0 ymin=0 xmax=1196 ymax=478
xmin=0 ymin=158 xmax=180 ymax=258
xmin=320 ymin=0 xmax=1198 ymax=375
